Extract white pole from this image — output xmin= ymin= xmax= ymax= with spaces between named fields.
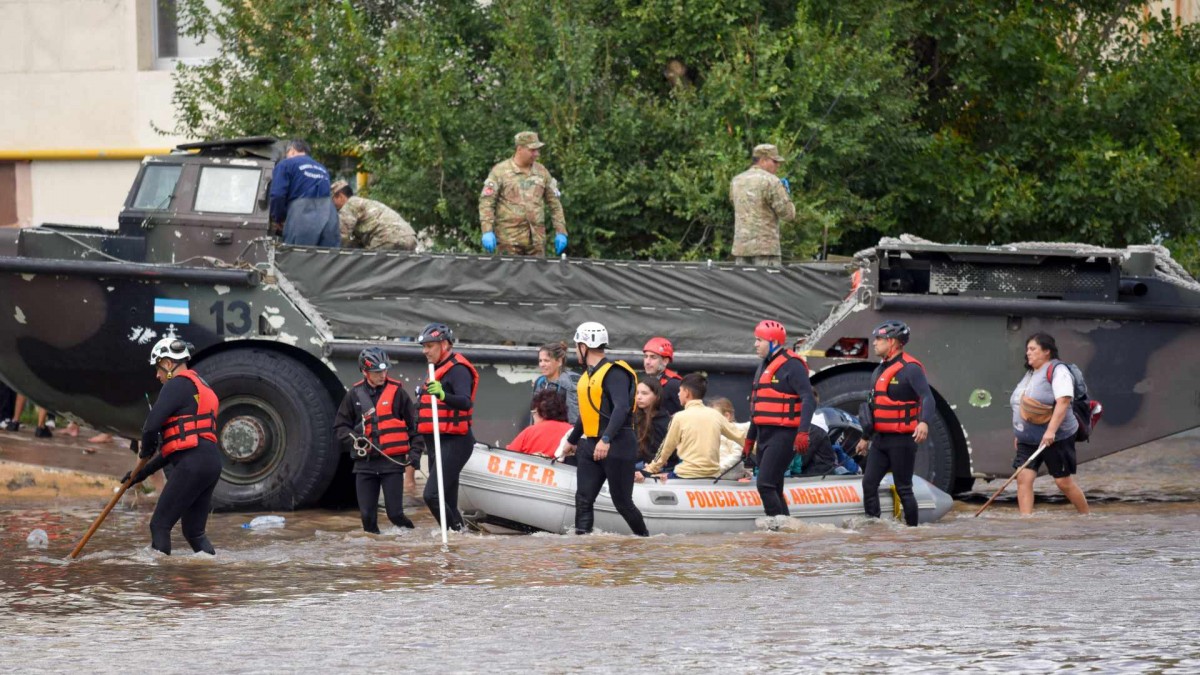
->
xmin=428 ymin=363 xmax=449 ymax=545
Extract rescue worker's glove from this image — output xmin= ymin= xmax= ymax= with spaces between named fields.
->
xmin=138 ymin=438 xmax=158 ymax=460
xmin=793 ymin=431 xmax=809 ymax=455
xmin=425 ymin=380 xmax=446 ymax=401
xmin=481 ymin=232 xmax=497 ymax=254
xmin=742 ymin=438 xmax=755 ymax=459
xmin=780 ymin=177 xmax=792 ymax=195
xmin=554 ymin=233 xmax=568 ymax=255
xmin=120 ymin=469 xmax=148 ymax=486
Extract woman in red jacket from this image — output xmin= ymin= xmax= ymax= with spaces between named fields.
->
xmin=509 ymin=389 xmax=574 ymax=458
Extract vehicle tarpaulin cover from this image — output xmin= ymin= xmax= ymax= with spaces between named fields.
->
xmin=275 ymin=248 xmax=850 ymax=353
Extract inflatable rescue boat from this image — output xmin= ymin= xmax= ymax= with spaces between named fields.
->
xmin=458 ymin=445 xmax=955 ymax=534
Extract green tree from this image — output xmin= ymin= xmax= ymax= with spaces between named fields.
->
xmin=879 ymin=1 xmax=1200 ymax=270
xmin=169 ymin=0 xmax=1200 ymax=273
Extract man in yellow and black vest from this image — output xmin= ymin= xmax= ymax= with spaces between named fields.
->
xmin=122 ymin=336 xmax=222 ymax=555
xmin=415 ymin=322 xmax=478 ymax=531
xmin=334 ymin=347 xmax=425 ymax=533
xmin=564 ymin=321 xmax=650 ymax=536
xmin=856 ymin=320 xmax=935 ymax=526
xmin=745 ymin=320 xmax=815 ymax=522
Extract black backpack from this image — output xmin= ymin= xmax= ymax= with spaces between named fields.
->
xmin=1047 ymin=360 xmax=1103 ymax=442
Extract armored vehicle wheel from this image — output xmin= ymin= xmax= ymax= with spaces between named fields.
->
xmin=815 ymin=370 xmax=957 ymax=494
xmin=195 ymin=348 xmax=339 ymax=510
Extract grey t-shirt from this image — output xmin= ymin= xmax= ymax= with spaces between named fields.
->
xmin=1010 ymin=362 xmax=1078 ymax=444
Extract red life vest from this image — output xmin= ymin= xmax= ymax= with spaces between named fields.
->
xmin=160 ymin=370 xmax=219 ymax=457
xmin=658 ymin=368 xmax=682 ymax=388
xmin=360 ymin=379 xmax=411 ymax=456
xmin=750 ymin=350 xmax=808 ymax=428
xmin=417 ymin=352 xmax=479 ymax=435
xmin=870 ymin=352 xmax=925 ymax=434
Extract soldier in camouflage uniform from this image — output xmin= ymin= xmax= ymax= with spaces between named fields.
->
xmin=479 ymin=131 xmax=568 ymax=257
xmin=331 ymin=181 xmax=417 ymax=251
xmin=730 ymin=144 xmax=796 ymax=267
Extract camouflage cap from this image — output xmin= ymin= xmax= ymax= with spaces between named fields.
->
xmin=330 ymin=179 xmax=350 ymax=194
xmin=752 ymin=144 xmax=786 ymax=162
xmin=515 ymin=131 xmax=546 ymax=149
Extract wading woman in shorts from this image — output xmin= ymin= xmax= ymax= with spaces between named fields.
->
xmin=1010 ymin=332 xmax=1090 ymax=515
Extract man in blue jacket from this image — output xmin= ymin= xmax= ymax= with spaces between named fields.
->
xmin=269 ymin=139 xmax=340 ymax=247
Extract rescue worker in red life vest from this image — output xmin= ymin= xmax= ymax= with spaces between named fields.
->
xmin=745 ymin=320 xmax=816 ymax=520
xmin=121 ymin=337 xmax=222 ymax=555
xmin=564 ymin=322 xmax=650 ymax=536
xmin=333 ymin=347 xmax=425 ymax=533
xmin=414 ymin=322 xmax=478 ymax=531
xmin=642 ymin=337 xmax=683 ymax=415
xmin=855 ymin=320 xmax=936 ymax=527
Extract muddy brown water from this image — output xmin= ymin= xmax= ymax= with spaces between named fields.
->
xmin=2 ymin=433 xmax=1198 ymax=672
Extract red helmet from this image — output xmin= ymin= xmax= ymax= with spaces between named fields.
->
xmin=754 ymin=320 xmax=786 ymax=344
xmin=642 ymin=337 xmax=674 ymax=360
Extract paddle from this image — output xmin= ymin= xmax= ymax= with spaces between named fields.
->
xmin=974 ymin=442 xmax=1048 ymax=517
xmin=69 ymin=454 xmax=150 ymax=559
xmin=427 ymin=363 xmax=449 ymax=546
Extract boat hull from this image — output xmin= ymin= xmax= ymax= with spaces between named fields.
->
xmin=458 ymin=446 xmax=955 ymax=534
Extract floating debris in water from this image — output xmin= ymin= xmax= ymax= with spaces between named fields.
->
xmin=26 ymin=529 xmax=48 ymax=548
xmin=242 ymin=515 xmax=286 ymax=530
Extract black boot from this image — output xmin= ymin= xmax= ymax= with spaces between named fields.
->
xmin=186 ymin=534 xmax=216 ymax=555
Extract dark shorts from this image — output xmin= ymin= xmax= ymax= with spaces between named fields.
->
xmin=1013 ymin=437 xmax=1077 ymax=478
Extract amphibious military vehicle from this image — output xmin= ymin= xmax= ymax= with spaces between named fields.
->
xmin=2 ymin=137 xmax=1197 ymax=509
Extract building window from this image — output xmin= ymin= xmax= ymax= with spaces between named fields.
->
xmin=153 ymin=0 xmax=220 ymax=69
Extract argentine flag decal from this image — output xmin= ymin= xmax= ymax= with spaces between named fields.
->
xmin=153 ymin=298 xmax=190 ymax=324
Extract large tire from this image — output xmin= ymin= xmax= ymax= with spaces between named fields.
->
xmin=195 ymin=348 xmax=339 ymax=510
xmin=814 ymin=370 xmax=957 ymax=493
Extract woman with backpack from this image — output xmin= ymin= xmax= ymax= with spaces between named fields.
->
xmin=1010 ymin=332 xmax=1090 ymax=515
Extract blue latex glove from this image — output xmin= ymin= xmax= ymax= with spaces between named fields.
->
xmin=779 ymin=177 xmax=792 ymax=195
xmin=481 ymin=232 xmax=497 ymax=253
xmin=554 ymin=232 xmax=568 ymax=255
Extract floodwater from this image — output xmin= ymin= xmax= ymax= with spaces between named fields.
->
xmin=2 ymin=434 xmax=1198 ymax=672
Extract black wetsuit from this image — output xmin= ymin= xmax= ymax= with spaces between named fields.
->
xmin=139 ymin=374 xmax=222 ymax=555
xmin=659 ymin=374 xmax=683 ymax=416
xmin=334 ymin=378 xmax=426 ymax=533
xmin=861 ymin=353 xmax=936 ymax=526
xmin=420 ymin=356 xmax=476 ymax=531
xmin=568 ymin=358 xmax=650 ymax=536
xmin=747 ymin=351 xmax=815 ymax=517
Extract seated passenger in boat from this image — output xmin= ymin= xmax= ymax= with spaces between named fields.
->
xmin=709 ymin=397 xmax=752 ymax=478
xmin=508 ymin=389 xmax=574 ymax=458
xmin=785 ymin=411 xmax=839 ymax=477
xmin=633 ymin=377 xmax=672 ymax=470
xmin=638 ymin=374 xmax=745 ymax=480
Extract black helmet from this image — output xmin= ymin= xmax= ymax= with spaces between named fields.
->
xmin=418 ymin=322 xmax=454 ymax=345
xmin=358 ymin=347 xmax=390 ymax=372
xmin=872 ymin=320 xmax=910 ymax=345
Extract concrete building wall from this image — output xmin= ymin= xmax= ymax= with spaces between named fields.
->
xmin=0 ymin=0 xmax=198 ymax=229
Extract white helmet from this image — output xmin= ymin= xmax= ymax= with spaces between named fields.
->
xmin=573 ymin=322 xmax=608 ymax=348
xmin=149 ymin=337 xmax=192 ymax=365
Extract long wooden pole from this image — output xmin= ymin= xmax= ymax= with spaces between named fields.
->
xmin=69 ymin=456 xmax=150 ymax=559
xmin=974 ymin=443 xmax=1047 ymax=517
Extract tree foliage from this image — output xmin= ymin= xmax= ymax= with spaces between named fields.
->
xmin=170 ymin=0 xmax=1200 ymax=272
